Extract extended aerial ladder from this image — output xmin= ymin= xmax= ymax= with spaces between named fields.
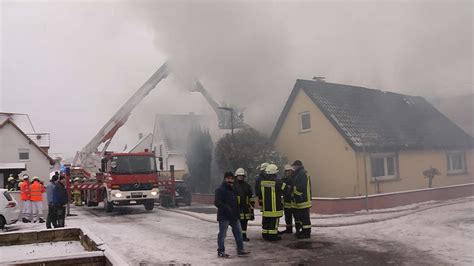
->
xmin=73 ymin=61 xmax=246 ymax=176
xmin=73 ymin=62 xmax=170 ymax=176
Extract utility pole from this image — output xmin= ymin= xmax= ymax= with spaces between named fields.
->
xmin=363 ymin=144 xmax=369 ymax=211
xmin=361 ymin=133 xmax=369 ymax=211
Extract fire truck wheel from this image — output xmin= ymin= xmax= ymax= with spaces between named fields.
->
xmin=144 ymin=200 xmax=154 ymax=211
xmin=86 ymin=199 xmax=98 ymax=207
xmin=103 ymin=196 xmax=114 ymax=213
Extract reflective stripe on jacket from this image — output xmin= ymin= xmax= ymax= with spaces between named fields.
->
xmin=281 ymin=176 xmax=295 ymax=209
xmin=293 ymin=167 xmax=312 ymax=209
xmin=234 ymin=180 xmax=255 ymax=220
xmin=30 ymin=181 xmax=44 ymax=202
xmin=259 ymin=175 xmax=288 ymax=217
xmin=20 ymin=181 xmax=31 ymax=201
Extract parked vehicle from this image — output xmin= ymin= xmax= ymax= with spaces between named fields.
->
xmin=175 ymin=180 xmax=192 ymax=206
xmin=0 ymin=189 xmax=19 ymax=230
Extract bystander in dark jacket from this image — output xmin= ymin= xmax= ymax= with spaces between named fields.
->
xmin=214 ymin=172 xmax=249 ymax=258
xmin=53 ymin=176 xmax=68 ymax=228
xmin=46 ymin=175 xmax=58 ymax=229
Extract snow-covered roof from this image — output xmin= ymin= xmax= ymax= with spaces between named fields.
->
xmin=0 ymin=112 xmax=35 ymax=133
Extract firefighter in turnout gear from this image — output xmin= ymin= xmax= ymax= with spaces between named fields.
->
xmin=257 ymin=164 xmax=289 ymax=241
xmin=6 ymin=175 xmax=17 ymax=191
xmin=292 ymin=160 xmax=312 ymax=239
xmin=72 ymin=178 xmax=83 ymax=206
xmin=281 ymin=164 xmax=295 ymax=233
xmin=254 ymin=162 xmax=269 ymax=208
xmin=233 ymin=168 xmax=255 ymax=242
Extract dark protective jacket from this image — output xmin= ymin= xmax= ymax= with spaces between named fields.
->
xmin=6 ymin=181 xmax=17 ymax=191
xmin=214 ymin=182 xmax=240 ymax=221
xmin=233 ymin=180 xmax=255 ymax=220
xmin=53 ymin=182 xmax=68 ymax=207
xmin=281 ymin=174 xmax=294 ymax=209
xmin=293 ymin=167 xmax=312 ymax=209
xmin=254 ymin=171 xmax=265 ymax=206
xmin=257 ymin=174 xmax=289 ymax=217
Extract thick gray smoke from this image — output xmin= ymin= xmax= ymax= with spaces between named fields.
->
xmin=2 ymin=1 xmax=471 ymax=157
xmin=130 ymin=1 xmax=472 ymax=133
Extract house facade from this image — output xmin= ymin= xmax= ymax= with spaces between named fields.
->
xmin=272 ymin=79 xmax=473 ymax=197
xmin=0 ymin=118 xmax=54 ymax=187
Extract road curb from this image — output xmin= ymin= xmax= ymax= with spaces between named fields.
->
xmin=158 ymin=197 xmax=474 ymax=228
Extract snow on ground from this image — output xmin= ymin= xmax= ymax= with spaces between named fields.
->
xmin=0 ymin=240 xmax=86 ymax=262
xmin=1 ymin=197 xmax=473 ymax=265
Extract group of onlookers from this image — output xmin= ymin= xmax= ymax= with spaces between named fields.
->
xmin=45 ymin=172 xmax=68 ymax=229
xmin=5 ymin=172 xmax=68 ymax=228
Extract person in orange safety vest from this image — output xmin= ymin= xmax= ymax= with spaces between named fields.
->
xmin=30 ymin=176 xmax=46 ymax=223
xmin=20 ymin=174 xmax=32 ymax=223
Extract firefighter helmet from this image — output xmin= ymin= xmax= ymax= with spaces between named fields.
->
xmin=8 ymin=176 xmax=14 ymax=182
xmin=234 ymin=168 xmax=246 ymax=177
xmin=32 ymin=176 xmax=40 ymax=181
xmin=258 ymin=163 xmax=269 ymax=171
xmin=265 ymin=164 xmax=279 ymax=175
xmin=284 ymin=164 xmax=293 ymax=171
xmin=22 ymin=174 xmax=29 ymax=180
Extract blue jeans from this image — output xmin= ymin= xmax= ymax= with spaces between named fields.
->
xmin=217 ymin=219 xmax=244 ymax=252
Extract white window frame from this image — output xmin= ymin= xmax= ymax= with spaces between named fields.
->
xmin=19 ymin=148 xmax=30 ymax=161
xmin=370 ymin=153 xmax=398 ymax=181
xmin=299 ymin=111 xmax=311 ymax=133
xmin=447 ymin=151 xmax=466 ymax=175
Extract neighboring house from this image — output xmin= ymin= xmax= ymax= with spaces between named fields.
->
xmin=271 ymin=79 xmax=474 ymax=197
xmin=152 ymin=113 xmax=221 ymax=171
xmin=128 ymin=133 xmax=153 ymax=154
xmin=0 ymin=118 xmax=55 ymax=187
xmin=153 ymin=114 xmax=201 ymax=172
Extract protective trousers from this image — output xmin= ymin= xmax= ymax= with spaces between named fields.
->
xmin=240 ymin=219 xmax=248 ymax=237
xmin=31 ymin=201 xmax=42 ymax=222
xmin=284 ymin=208 xmax=294 ymax=232
xmin=261 ymin=217 xmax=279 ymax=240
xmin=294 ymin=208 xmax=311 ymax=236
xmin=21 ymin=200 xmax=31 ymax=220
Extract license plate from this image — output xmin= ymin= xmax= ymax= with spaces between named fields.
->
xmin=131 ymin=192 xmax=143 ymax=198
xmin=130 ymin=200 xmax=137 ymax=204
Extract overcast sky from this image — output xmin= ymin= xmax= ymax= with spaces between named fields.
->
xmin=1 ymin=0 xmax=472 ymax=158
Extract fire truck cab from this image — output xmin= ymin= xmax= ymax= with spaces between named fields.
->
xmin=82 ymin=152 xmax=159 ymax=212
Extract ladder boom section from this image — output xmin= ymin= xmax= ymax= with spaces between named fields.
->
xmin=192 ymin=80 xmax=221 ymax=113
xmin=191 ymin=79 xmax=245 ymax=129
xmin=75 ymin=62 xmax=170 ymax=169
